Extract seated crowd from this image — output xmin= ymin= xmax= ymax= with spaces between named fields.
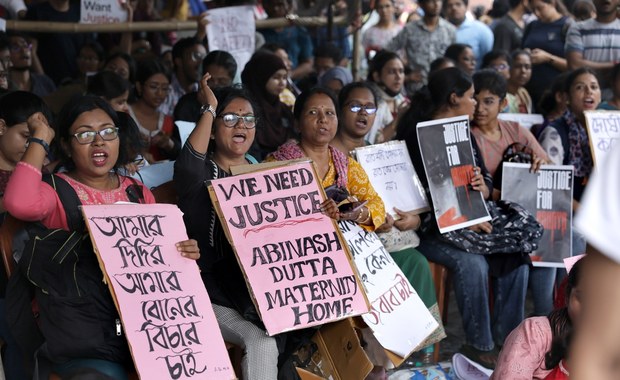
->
xmin=0 ymin=0 xmax=618 ymax=379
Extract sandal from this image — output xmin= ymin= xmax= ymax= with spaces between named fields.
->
xmin=459 ymin=344 xmax=498 ymax=370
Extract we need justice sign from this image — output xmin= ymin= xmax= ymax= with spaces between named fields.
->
xmin=209 ymin=160 xmax=370 ymax=335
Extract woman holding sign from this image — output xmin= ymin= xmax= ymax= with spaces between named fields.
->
xmin=173 ymin=77 xmax=283 ymax=379
xmin=3 ymin=96 xmax=200 ymax=379
xmin=267 ymin=87 xmax=386 ymax=229
xmin=331 ymin=82 xmax=446 ymax=355
xmin=396 ymin=67 xmax=529 ymax=369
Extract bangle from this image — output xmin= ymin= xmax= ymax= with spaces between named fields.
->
xmin=27 ymin=137 xmax=50 ymax=155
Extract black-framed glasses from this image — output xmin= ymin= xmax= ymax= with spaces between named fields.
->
xmin=72 ymin=127 xmax=119 ymax=144
xmin=217 ymin=113 xmax=257 ymax=129
xmin=348 ymin=104 xmax=378 ymax=115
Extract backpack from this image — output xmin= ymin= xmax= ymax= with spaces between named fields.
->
xmin=6 ymin=174 xmax=144 ymax=369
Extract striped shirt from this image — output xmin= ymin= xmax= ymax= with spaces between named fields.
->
xmin=565 ymin=18 xmax=620 ymax=63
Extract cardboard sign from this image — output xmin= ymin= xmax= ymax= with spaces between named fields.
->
xmin=82 ymin=204 xmax=234 ymax=380
xmin=81 ymin=0 xmax=128 ymax=24
xmin=498 ymin=113 xmax=544 ymax=130
xmin=206 ymin=6 xmax=255 ymax=75
xmin=584 ymin=110 xmax=620 ymax=167
xmin=131 ymin=161 xmax=175 ymax=190
xmin=354 ymin=141 xmax=429 ymax=216
xmin=338 ymin=220 xmax=438 ymax=358
xmin=416 ymin=115 xmax=491 ymax=233
xmin=209 ymin=160 xmax=369 ymax=335
xmin=501 ymin=163 xmax=574 ymax=267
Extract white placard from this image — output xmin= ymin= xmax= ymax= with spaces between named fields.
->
xmin=354 ymin=141 xmax=429 ymax=216
xmin=175 ymin=120 xmax=196 ymax=148
xmin=131 ymin=161 xmax=174 ymax=190
xmin=584 ymin=110 xmax=620 ymax=167
xmin=339 ymin=220 xmax=438 ymax=358
xmin=81 ymin=0 xmax=128 ymax=24
xmin=205 ymin=6 xmax=255 ymax=73
xmin=0 ymin=19 xmax=5 ymax=32
xmin=498 ymin=113 xmax=543 ymax=130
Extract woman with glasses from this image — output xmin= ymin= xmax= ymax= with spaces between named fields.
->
xmin=3 ymin=95 xmax=199 ymax=379
xmin=444 ymin=43 xmax=477 ymax=76
xmin=331 ymin=82 xmax=446 ymax=368
xmin=174 ymin=76 xmax=282 ymax=379
xmin=128 ymin=59 xmax=180 ymax=163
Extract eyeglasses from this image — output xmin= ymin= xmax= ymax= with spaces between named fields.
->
xmin=348 ymin=104 xmax=378 ymax=115
xmin=145 ymin=82 xmax=170 ymax=93
xmin=217 ymin=113 xmax=257 ymax=129
xmin=191 ymin=51 xmax=206 ymax=62
xmin=72 ymin=127 xmax=119 ymax=144
xmin=491 ymin=63 xmax=509 ymax=71
xmin=9 ymin=42 xmax=32 ymax=53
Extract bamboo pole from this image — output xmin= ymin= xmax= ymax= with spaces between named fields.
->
xmin=5 ymin=15 xmax=347 ymax=33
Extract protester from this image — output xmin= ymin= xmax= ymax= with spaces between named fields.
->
xmin=396 ymin=67 xmax=529 ymax=369
xmin=174 ymin=76 xmax=281 ymax=379
xmin=128 ymin=59 xmax=180 ymax=163
xmin=241 ymin=51 xmax=295 ymax=160
xmin=267 ymin=87 xmax=386 ymax=230
xmin=362 ymin=0 xmax=403 ymax=58
xmin=103 ymin=52 xmax=136 ymax=84
xmin=444 ymin=0 xmax=494 ymax=68
xmin=86 ymin=71 xmax=131 ymax=113
xmin=506 ymin=50 xmax=533 ymax=114
xmin=598 ymin=63 xmax=620 ymax=110
xmin=444 ymin=43 xmax=477 ymax=76
xmin=366 ymin=50 xmax=408 ymax=144
xmin=3 ymin=95 xmax=199 ymax=379
xmin=7 ymin=32 xmax=56 ymax=97
xmin=331 ymin=81 xmax=446 ymax=352
xmin=492 ymin=258 xmax=583 ymax=379
xmin=521 ymin=0 xmax=571 ymax=109
xmin=537 ymin=67 xmax=601 ymax=204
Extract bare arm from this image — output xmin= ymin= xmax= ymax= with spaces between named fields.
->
xmin=567 ymin=51 xmax=615 ymax=71
xmin=187 ymin=73 xmax=218 ymax=154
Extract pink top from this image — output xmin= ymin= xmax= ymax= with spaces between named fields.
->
xmin=491 ymin=316 xmax=553 ymax=380
xmin=471 ymin=120 xmax=549 ymax=178
xmin=4 ymin=162 xmax=155 ymax=230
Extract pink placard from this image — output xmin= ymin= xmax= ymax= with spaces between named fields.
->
xmin=82 ymin=204 xmax=235 ymax=380
xmin=210 ymin=161 xmax=369 ymax=335
xmin=564 ymin=254 xmax=585 ymax=273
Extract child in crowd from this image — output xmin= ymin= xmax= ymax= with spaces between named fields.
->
xmin=506 ymin=50 xmax=533 ymax=113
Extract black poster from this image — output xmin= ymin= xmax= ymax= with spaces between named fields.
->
xmin=501 ymin=162 xmax=574 ymax=266
xmin=416 ymin=115 xmax=490 ymax=233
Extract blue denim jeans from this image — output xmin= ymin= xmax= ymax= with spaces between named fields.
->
xmin=417 ymin=238 xmax=529 ymax=351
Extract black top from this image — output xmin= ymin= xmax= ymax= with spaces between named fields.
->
xmin=173 ymin=142 xmax=252 ymax=309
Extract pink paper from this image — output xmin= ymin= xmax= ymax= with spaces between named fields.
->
xmin=82 ymin=204 xmax=235 ymax=380
xmin=210 ymin=161 xmax=369 ymax=335
xmin=564 ymin=254 xmax=585 ymax=273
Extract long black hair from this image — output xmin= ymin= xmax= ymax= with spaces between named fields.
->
xmin=544 ymin=258 xmax=583 ymax=369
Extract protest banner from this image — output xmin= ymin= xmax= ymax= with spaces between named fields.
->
xmin=209 ymin=160 xmax=370 ymax=335
xmin=131 ymin=160 xmax=175 ymax=190
xmin=338 ymin=220 xmax=438 ymax=359
xmin=584 ymin=110 xmax=620 ymax=167
xmin=501 ymin=162 xmax=574 ymax=267
xmin=205 ymin=6 xmax=255 ymax=75
xmin=175 ymin=120 xmax=195 ymax=148
xmin=498 ymin=113 xmax=544 ymax=130
xmin=354 ymin=141 xmax=429 ymax=216
xmin=82 ymin=204 xmax=235 ymax=380
xmin=416 ymin=115 xmax=490 ymax=233
xmin=81 ymin=0 xmax=128 ymax=24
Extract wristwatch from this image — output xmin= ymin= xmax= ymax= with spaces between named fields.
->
xmin=200 ymin=104 xmax=216 ymax=119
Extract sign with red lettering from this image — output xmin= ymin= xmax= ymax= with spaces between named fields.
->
xmin=209 ymin=160 xmax=370 ymax=335
xmin=338 ymin=220 xmax=438 ymax=358
xmin=81 ymin=0 xmax=128 ymax=24
xmin=416 ymin=115 xmax=491 ymax=233
xmin=501 ymin=163 xmax=574 ymax=266
xmin=82 ymin=204 xmax=235 ymax=379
